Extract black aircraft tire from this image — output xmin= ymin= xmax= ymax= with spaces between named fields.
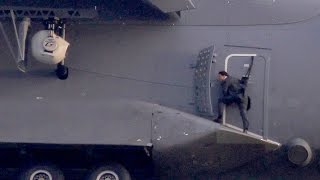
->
xmin=20 ymin=165 xmax=64 ymax=180
xmin=56 ymin=64 xmax=69 ymax=80
xmin=88 ymin=163 xmax=131 ymax=180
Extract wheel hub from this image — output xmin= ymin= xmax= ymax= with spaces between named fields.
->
xmin=30 ymin=170 xmax=52 ymax=180
xmin=96 ymin=170 xmax=119 ymax=180
xmin=43 ymin=37 xmax=58 ymax=52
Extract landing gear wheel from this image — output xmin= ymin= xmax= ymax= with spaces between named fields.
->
xmin=88 ymin=163 xmax=131 ymax=180
xmin=20 ymin=165 xmax=64 ymax=180
xmin=56 ymin=63 xmax=69 ymax=80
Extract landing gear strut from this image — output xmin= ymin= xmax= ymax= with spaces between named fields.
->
xmin=44 ymin=18 xmax=69 ymax=80
xmin=56 ymin=63 xmax=69 ymax=80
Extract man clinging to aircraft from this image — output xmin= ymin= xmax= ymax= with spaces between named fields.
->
xmin=214 ymin=71 xmax=249 ymax=133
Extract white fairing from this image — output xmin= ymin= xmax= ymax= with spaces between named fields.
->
xmin=31 ymin=30 xmax=69 ymax=65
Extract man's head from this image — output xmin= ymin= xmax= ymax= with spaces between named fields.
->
xmin=218 ymin=71 xmax=229 ymax=81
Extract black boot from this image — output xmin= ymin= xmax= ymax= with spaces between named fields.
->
xmin=243 ymin=128 xmax=248 ymax=133
xmin=243 ymin=124 xmax=249 ymax=133
xmin=243 ymin=120 xmax=249 ymax=133
xmin=213 ymin=115 xmax=222 ymax=123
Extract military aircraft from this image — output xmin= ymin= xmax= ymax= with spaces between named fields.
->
xmin=0 ymin=0 xmax=319 ymax=179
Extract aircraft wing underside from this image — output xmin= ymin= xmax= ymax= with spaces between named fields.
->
xmin=147 ymin=0 xmax=195 ymax=13
xmin=0 ymin=0 xmax=195 ymax=20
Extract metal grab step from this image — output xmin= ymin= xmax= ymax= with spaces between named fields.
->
xmin=0 ymin=6 xmax=97 ymax=19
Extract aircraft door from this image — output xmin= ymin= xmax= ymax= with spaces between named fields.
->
xmin=222 ymin=47 xmax=271 ymax=137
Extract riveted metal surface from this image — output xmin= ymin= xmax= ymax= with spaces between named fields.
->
xmin=194 ymin=45 xmax=215 ymax=117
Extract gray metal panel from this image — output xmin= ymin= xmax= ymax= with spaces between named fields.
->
xmin=147 ymin=0 xmax=195 ymax=13
xmin=267 ymin=26 xmax=320 ymax=147
xmin=179 ymin=0 xmax=320 ymax=25
xmin=0 ymin=99 xmax=152 ymax=146
xmin=194 ymin=45 xmax=215 ymax=116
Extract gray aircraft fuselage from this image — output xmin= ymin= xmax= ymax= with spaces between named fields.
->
xmin=0 ymin=0 xmax=320 ymax=179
